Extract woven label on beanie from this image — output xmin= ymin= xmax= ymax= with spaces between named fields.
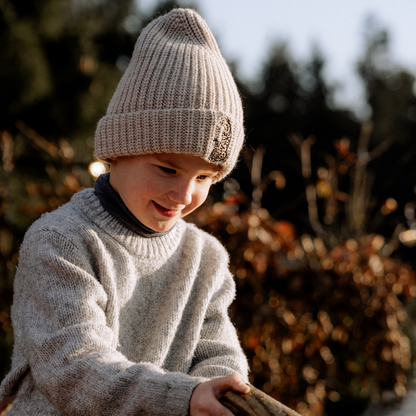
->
xmin=209 ymin=116 xmax=232 ymax=163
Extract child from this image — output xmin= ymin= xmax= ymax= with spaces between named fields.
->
xmin=0 ymin=8 xmax=250 ymax=415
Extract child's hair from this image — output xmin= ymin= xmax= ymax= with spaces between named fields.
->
xmin=94 ymin=8 xmax=244 ymax=182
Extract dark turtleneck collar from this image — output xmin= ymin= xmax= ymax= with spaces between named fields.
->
xmin=94 ymin=172 xmax=174 ymax=238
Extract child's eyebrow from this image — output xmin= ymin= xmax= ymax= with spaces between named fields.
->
xmin=155 ymin=157 xmax=219 ymax=173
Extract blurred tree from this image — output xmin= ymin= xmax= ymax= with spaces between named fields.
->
xmin=0 ymin=0 xmax=138 ymax=144
xmin=356 ymin=17 xmax=416 ymax=245
xmin=233 ymin=17 xmax=416 ymax=248
xmin=358 ymin=16 xmax=415 ymax=146
xmin=233 ymin=44 xmax=361 ymax=230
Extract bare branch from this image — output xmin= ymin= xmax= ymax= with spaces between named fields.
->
xmin=368 ymin=136 xmax=394 ymax=161
xmin=251 ymin=145 xmax=265 ymax=187
xmin=289 ymin=134 xmax=326 ymax=238
xmin=251 ymin=146 xmax=266 ymax=211
xmin=1 ymin=131 xmax=14 ymax=172
xmin=347 ymin=122 xmax=373 ymax=235
xmin=15 ymin=120 xmax=59 ymax=157
xmin=288 ymin=133 xmax=302 ymax=159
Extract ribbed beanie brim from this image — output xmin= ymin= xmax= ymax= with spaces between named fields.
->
xmin=94 ymin=8 xmax=244 ymax=182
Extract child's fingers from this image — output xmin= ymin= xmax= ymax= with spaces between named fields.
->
xmin=190 ymin=380 xmax=237 ymax=416
xmin=190 ymin=375 xmax=250 ymax=416
xmin=212 ymin=374 xmax=250 ymax=397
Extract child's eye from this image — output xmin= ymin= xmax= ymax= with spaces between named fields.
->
xmin=159 ymin=166 xmax=176 ymax=174
xmin=197 ymin=175 xmax=210 ymax=181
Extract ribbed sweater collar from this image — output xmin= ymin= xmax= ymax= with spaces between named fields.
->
xmin=70 ymin=188 xmax=185 ymax=259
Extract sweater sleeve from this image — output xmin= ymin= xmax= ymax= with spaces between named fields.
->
xmin=12 ymin=227 xmax=202 ymax=416
xmin=188 ymin=250 xmax=249 ymax=382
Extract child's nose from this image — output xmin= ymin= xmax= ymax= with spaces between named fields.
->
xmin=168 ymin=181 xmax=193 ymax=206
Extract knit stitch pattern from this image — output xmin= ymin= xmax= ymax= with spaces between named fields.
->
xmin=0 ymin=189 xmax=249 ymax=415
xmin=94 ymin=8 xmax=244 ymax=182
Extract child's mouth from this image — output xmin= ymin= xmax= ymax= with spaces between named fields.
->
xmin=152 ymin=201 xmax=180 ymax=218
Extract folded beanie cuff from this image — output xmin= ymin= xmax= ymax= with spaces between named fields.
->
xmin=95 ymin=109 xmax=244 ymax=182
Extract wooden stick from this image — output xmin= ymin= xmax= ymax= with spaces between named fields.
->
xmin=220 ymin=385 xmax=301 ymax=416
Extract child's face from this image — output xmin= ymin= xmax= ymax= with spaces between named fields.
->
xmin=109 ymin=153 xmax=219 ymax=232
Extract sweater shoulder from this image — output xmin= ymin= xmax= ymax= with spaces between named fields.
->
xmin=180 ymin=220 xmax=230 ymax=271
xmin=25 ymin=189 xmax=94 ymax=240
xmin=182 ymin=220 xmax=227 ymax=253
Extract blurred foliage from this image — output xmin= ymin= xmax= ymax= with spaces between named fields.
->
xmin=2 ymin=1 xmax=416 ymax=416
xmin=188 ymin=197 xmax=416 ymax=416
xmin=187 ymin=129 xmax=416 ymax=415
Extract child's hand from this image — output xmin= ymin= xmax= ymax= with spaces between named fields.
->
xmin=190 ymin=373 xmax=250 ymax=416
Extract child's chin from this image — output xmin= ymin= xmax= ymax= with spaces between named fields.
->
xmin=148 ymin=219 xmax=178 ymax=233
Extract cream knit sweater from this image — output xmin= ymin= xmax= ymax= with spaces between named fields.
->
xmin=0 ymin=189 xmax=248 ymax=415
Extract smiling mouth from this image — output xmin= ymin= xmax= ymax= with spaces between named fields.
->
xmin=152 ymin=201 xmax=180 ymax=218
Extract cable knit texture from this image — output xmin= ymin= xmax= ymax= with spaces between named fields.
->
xmin=0 ymin=189 xmax=249 ymax=415
xmin=94 ymin=8 xmax=245 ymax=182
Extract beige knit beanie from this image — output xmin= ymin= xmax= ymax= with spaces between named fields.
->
xmin=94 ymin=8 xmax=244 ymax=182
